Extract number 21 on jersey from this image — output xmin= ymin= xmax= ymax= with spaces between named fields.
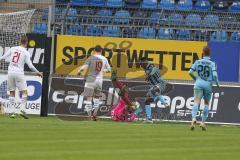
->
xmin=12 ymin=52 xmax=20 ymax=63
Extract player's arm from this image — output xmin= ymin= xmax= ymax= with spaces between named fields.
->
xmin=0 ymin=48 xmax=12 ymax=61
xmin=103 ymin=58 xmax=111 ymax=73
xmin=77 ymin=64 xmax=88 ymax=76
xmin=26 ymin=54 xmax=42 ymax=77
xmin=189 ymin=61 xmax=197 ymax=81
xmin=77 ymin=58 xmax=90 ymax=76
xmin=212 ymin=63 xmax=220 ymax=87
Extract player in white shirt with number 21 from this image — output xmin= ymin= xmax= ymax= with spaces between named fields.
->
xmin=0 ymin=36 xmax=42 ymax=119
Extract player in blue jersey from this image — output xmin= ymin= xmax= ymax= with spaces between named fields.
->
xmin=139 ymin=58 xmax=169 ymax=123
xmin=189 ymin=46 xmax=220 ymax=131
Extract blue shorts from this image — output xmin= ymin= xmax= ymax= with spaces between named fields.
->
xmin=194 ymin=88 xmax=212 ymax=101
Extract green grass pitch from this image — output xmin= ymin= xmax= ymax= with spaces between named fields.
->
xmin=0 ymin=115 xmax=240 ymax=160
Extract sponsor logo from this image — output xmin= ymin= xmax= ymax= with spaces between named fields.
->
xmin=0 ymin=46 xmax=44 ymax=65
xmin=52 ymin=88 xmax=119 ymax=113
xmin=154 ymin=92 xmax=221 ymax=118
xmin=0 ymin=80 xmax=42 ymax=111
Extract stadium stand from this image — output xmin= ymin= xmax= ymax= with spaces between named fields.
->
xmin=103 ymin=26 xmax=121 ymax=37
xmin=194 ymin=0 xmax=211 ymax=11
xmin=210 ymin=30 xmax=228 ymax=41
xmin=125 ymin=0 xmax=141 ymax=8
xmin=114 ymin=10 xmax=130 ymax=24
xmin=213 ymin=0 xmax=229 ymax=12
xmin=231 ymin=32 xmax=240 ymax=41
xmin=230 ymin=1 xmax=240 ymax=12
xmin=159 ymin=0 xmax=175 ymax=9
xmin=89 ymin=0 xmax=105 ymax=7
xmin=157 ymin=28 xmax=174 ymax=40
xmin=137 ymin=27 xmax=156 ymax=38
xmin=142 ymin=0 xmax=158 ymax=9
xmin=176 ymin=0 xmax=193 ymax=11
xmin=106 ymin=0 xmax=123 ymax=8
xmin=71 ymin=0 xmax=88 ymax=6
xmin=2 ymin=0 xmax=240 ymax=41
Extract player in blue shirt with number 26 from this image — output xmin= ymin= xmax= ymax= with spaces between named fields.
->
xmin=189 ymin=46 xmax=220 ymax=131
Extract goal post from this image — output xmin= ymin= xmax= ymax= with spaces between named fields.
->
xmin=0 ymin=9 xmax=35 ymax=71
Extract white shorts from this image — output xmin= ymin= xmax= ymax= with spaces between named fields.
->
xmin=8 ymin=74 xmax=27 ymax=92
xmin=81 ymin=79 xmax=103 ymax=97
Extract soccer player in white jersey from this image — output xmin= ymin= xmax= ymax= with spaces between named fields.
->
xmin=78 ymin=45 xmax=111 ymax=121
xmin=0 ymin=36 xmax=42 ymax=119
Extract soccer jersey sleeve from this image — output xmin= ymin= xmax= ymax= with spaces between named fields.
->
xmin=189 ymin=61 xmax=197 ymax=80
xmin=0 ymin=48 xmax=12 ymax=61
xmin=26 ymin=52 xmax=39 ymax=72
xmin=212 ymin=62 xmax=219 ymax=86
xmin=103 ymin=58 xmax=111 ymax=73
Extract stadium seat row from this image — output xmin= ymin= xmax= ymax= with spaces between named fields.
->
xmin=33 ymin=23 xmax=240 ymax=42
xmin=56 ymin=8 xmax=228 ymax=27
xmin=56 ymin=0 xmax=240 ymax=12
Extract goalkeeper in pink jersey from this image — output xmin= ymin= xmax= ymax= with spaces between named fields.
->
xmin=111 ymin=71 xmax=141 ymax=122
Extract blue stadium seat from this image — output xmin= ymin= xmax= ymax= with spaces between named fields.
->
xmin=103 ymin=26 xmax=120 ymax=37
xmin=96 ymin=9 xmax=112 ymax=23
xmin=132 ymin=11 xmax=148 ymax=25
xmin=114 ymin=10 xmax=130 ymax=24
xmin=33 ymin=23 xmax=47 ymax=34
xmin=176 ymin=0 xmax=193 ymax=11
xmin=210 ymin=31 xmax=228 ymax=42
xmin=137 ymin=27 xmax=156 ymax=39
xmin=63 ymin=8 xmax=77 ymax=21
xmin=89 ymin=0 xmax=105 ymax=7
xmin=86 ymin=26 xmax=103 ymax=36
xmin=149 ymin=12 xmax=161 ymax=25
xmin=213 ymin=0 xmax=229 ymax=12
xmin=66 ymin=25 xmax=84 ymax=35
xmin=195 ymin=0 xmax=211 ymax=11
xmin=168 ymin=13 xmax=184 ymax=26
xmin=79 ymin=9 xmax=95 ymax=23
xmin=106 ymin=0 xmax=122 ymax=8
xmin=230 ymin=1 xmax=240 ymax=13
xmin=231 ymin=32 xmax=240 ymax=41
xmin=125 ymin=0 xmax=141 ymax=8
xmin=186 ymin=14 xmax=201 ymax=27
xmin=122 ymin=27 xmax=138 ymax=38
xmin=204 ymin=15 xmax=219 ymax=28
xmin=194 ymin=30 xmax=208 ymax=41
xmin=142 ymin=0 xmax=158 ymax=9
xmin=56 ymin=0 xmax=69 ymax=3
xmin=159 ymin=0 xmax=175 ymax=9
xmin=71 ymin=0 xmax=88 ymax=6
xmin=157 ymin=28 xmax=174 ymax=40
xmin=42 ymin=8 xmax=49 ymax=20
xmin=176 ymin=30 xmax=192 ymax=40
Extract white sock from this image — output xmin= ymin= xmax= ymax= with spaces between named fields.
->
xmin=84 ymin=100 xmax=93 ymax=116
xmin=9 ymin=96 xmax=15 ymax=114
xmin=20 ymin=94 xmax=27 ymax=113
xmin=93 ymin=98 xmax=102 ymax=116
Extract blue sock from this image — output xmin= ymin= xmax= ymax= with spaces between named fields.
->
xmin=191 ymin=104 xmax=199 ymax=120
xmin=201 ymin=105 xmax=209 ymax=123
xmin=145 ymin=105 xmax=152 ymax=120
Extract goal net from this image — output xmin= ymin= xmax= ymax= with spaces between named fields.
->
xmin=0 ymin=10 xmax=35 ymax=114
xmin=0 ymin=9 xmax=35 ymax=71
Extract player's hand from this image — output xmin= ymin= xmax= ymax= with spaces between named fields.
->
xmin=77 ymin=70 xmax=83 ymax=76
xmin=36 ymin=72 xmax=43 ymax=78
